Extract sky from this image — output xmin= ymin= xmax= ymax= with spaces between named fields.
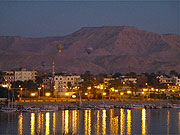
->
xmin=0 ymin=1 xmax=179 ymax=37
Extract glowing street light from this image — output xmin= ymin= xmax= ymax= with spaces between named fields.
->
xmin=127 ymin=91 xmax=132 ymax=94
xmin=45 ymin=92 xmax=51 ymax=97
xmin=85 ymin=93 xmax=88 ymax=96
xmin=31 ymin=93 xmax=36 ymax=97
xmin=72 ymin=95 xmax=76 ymax=98
xmin=65 ymin=93 xmax=69 ymax=96
xmin=102 ymin=92 xmax=106 ymax=96
xmin=120 ymin=92 xmax=124 ymax=96
xmin=115 ymin=90 xmax=118 ymax=92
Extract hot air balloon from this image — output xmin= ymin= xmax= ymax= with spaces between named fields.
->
xmin=57 ymin=44 xmax=64 ymax=53
xmin=86 ymin=47 xmax=93 ymax=54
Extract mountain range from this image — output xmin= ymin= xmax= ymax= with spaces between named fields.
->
xmin=0 ymin=26 xmax=180 ymax=74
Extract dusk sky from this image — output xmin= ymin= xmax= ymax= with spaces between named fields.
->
xmin=0 ymin=1 xmax=179 ymax=37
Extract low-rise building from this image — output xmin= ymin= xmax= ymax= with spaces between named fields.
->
xmin=2 ymin=71 xmax=15 ymax=82
xmin=121 ymin=77 xmax=137 ymax=84
xmin=157 ymin=75 xmax=173 ymax=84
xmin=172 ymin=77 xmax=180 ymax=86
xmin=42 ymin=77 xmax=52 ymax=90
xmin=15 ymin=68 xmax=37 ymax=82
xmin=168 ymin=85 xmax=180 ymax=92
xmin=54 ymin=74 xmax=83 ymax=93
xmin=157 ymin=75 xmax=180 ymax=86
xmin=104 ymin=78 xmax=115 ymax=86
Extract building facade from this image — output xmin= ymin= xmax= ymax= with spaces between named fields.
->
xmin=2 ymin=71 xmax=15 ymax=82
xmin=42 ymin=77 xmax=52 ymax=90
xmin=54 ymin=75 xmax=83 ymax=92
xmin=14 ymin=68 xmax=37 ymax=82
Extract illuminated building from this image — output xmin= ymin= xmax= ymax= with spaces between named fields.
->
xmin=2 ymin=71 xmax=15 ymax=82
xmin=54 ymin=74 xmax=83 ymax=92
xmin=15 ymin=68 xmax=37 ymax=82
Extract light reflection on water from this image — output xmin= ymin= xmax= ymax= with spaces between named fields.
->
xmin=120 ymin=109 xmax=125 ymax=135
xmin=167 ymin=111 xmax=170 ymax=135
xmin=179 ymin=112 xmax=180 ymax=134
xmin=1 ymin=108 xmax=180 ymax=134
xmin=142 ymin=108 xmax=146 ymax=135
xmin=30 ymin=113 xmax=35 ymax=135
xmin=127 ymin=109 xmax=131 ymax=135
xmin=18 ymin=112 xmax=23 ymax=135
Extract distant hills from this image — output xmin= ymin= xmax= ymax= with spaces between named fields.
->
xmin=0 ymin=26 xmax=180 ymax=74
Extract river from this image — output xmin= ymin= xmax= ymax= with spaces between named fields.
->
xmin=0 ymin=108 xmax=180 ymax=134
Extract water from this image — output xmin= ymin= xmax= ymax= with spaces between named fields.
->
xmin=0 ymin=108 xmax=180 ymax=135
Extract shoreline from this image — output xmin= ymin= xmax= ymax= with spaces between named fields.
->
xmin=14 ymin=99 xmax=180 ymax=107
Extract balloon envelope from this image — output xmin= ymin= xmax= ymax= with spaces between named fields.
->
xmin=57 ymin=44 xmax=64 ymax=52
xmin=86 ymin=47 xmax=93 ymax=54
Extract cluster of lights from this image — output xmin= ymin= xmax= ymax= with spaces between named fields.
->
xmin=30 ymin=92 xmax=51 ymax=97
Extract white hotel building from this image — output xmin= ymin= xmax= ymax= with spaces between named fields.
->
xmin=54 ymin=74 xmax=83 ymax=92
xmin=14 ymin=68 xmax=37 ymax=82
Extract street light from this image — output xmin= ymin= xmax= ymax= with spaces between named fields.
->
xmin=31 ymin=93 xmax=36 ymax=97
xmin=72 ymin=95 xmax=76 ymax=98
xmin=38 ymin=87 xmax=41 ymax=98
xmin=127 ymin=91 xmax=132 ymax=94
xmin=65 ymin=92 xmax=69 ymax=96
xmin=45 ymin=92 xmax=51 ymax=97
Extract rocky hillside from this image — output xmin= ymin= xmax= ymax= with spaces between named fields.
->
xmin=0 ymin=26 xmax=180 ymax=74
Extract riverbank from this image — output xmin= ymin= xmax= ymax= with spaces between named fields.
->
xmin=15 ymin=99 xmax=180 ymax=108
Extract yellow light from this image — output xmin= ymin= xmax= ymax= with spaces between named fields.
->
xmin=111 ymin=87 xmax=115 ymax=91
xmin=161 ymin=89 xmax=165 ymax=92
xmin=20 ymin=88 xmax=23 ymax=90
xmin=31 ymin=113 xmax=35 ymax=135
xmin=143 ymin=89 xmax=148 ymax=92
xmin=127 ymin=91 xmax=132 ymax=94
xmin=100 ymin=84 xmax=104 ymax=90
xmin=102 ymin=110 xmax=106 ymax=135
xmin=85 ymin=93 xmax=88 ymax=96
xmin=65 ymin=93 xmax=69 ymax=96
xmin=72 ymin=95 xmax=76 ymax=98
xmin=19 ymin=85 xmax=21 ymax=88
xmin=115 ymin=90 xmax=118 ymax=92
xmin=38 ymin=87 xmax=41 ymax=90
xmin=145 ymin=83 xmax=148 ymax=85
xmin=156 ymin=89 xmax=159 ymax=92
xmin=31 ymin=93 xmax=36 ymax=97
xmin=2 ymin=84 xmax=8 ymax=88
xmin=18 ymin=113 xmax=23 ymax=135
xmin=142 ymin=109 xmax=146 ymax=135
xmin=127 ymin=110 xmax=131 ymax=135
xmin=123 ymin=82 xmax=125 ymax=85
xmin=172 ymin=90 xmax=175 ymax=92
xmin=42 ymin=85 xmax=44 ymax=88
xmin=142 ymin=92 xmax=145 ymax=95
xmin=120 ymin=109 xmax=125 ymax=135
xmin=45 ymin=93 xmax=51 ymax=97
xmin=87 ymin=87 xmax=91 ymax=90
xmin=45 ymin=112 xmax=50 ymax=135
xmin=120 ymin=92 xmax=124 ymax=95
xmin=103 ymin=92 xmax=106 ymax=96
xmin=151 ymin=88 xmax=154 ymax=90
